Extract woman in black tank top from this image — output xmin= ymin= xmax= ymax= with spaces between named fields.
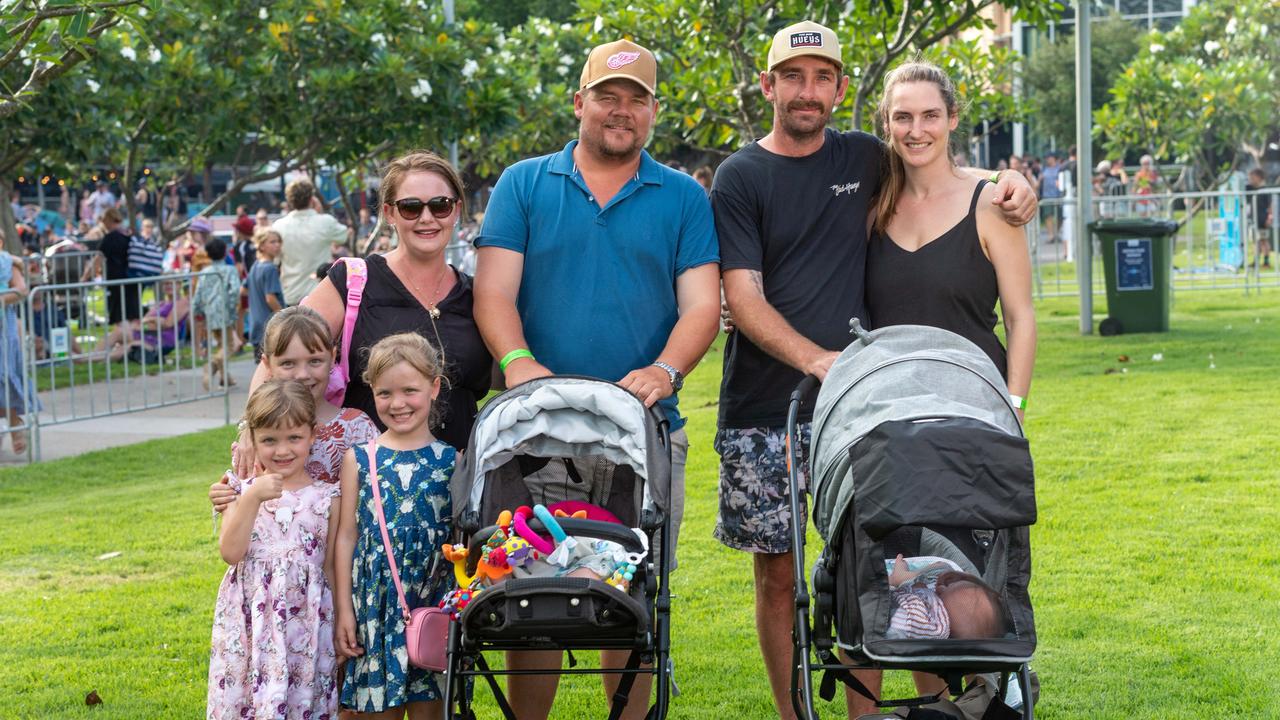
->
xmin=865 ymin=61 xmax=1036 ymax=418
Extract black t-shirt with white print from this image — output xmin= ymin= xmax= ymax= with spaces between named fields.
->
xmin=712 ymin=128 xmax=884 ymax=428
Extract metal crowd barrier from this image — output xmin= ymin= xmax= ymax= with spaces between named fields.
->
xmin=20 ymin=271 xmax=232 ymax=462
xmin=1026 ymin=187 xmax=1280 ymax=299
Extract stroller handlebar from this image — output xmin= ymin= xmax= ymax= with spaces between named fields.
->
xmin=790 ymin=374 xmax=821 ymax=404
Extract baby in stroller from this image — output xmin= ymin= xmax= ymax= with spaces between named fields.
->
xmin=887 ymin=555 xmax=1008 ymax=641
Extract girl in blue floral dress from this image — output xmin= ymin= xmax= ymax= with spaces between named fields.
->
xmin=334 ymin=332 xmax=455 ymax=717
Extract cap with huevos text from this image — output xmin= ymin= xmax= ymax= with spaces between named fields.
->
xmin=767 ymin=20 xmax=843 ymax=72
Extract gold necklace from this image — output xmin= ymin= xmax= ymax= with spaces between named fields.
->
xmin=401 ymin=259 xmax=450 ymax=319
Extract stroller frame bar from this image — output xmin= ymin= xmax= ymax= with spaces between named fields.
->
xmin=786 ymin=376 xmax=1034 ymax=720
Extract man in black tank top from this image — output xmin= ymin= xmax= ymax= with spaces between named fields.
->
xmin=711 ymin=20 xmax=1039 ymax=719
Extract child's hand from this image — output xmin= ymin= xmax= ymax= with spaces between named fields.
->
xmin=336 ymin=611 xmax=363 ymax=659
xmin=209 ymin=472 xmax=238 ymax=514
xmin=889 ymin=554 xmax=914 ymax=587
xmin=247 ymin=473 xmax=284 ymax=503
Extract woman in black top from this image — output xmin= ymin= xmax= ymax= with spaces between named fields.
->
xmin=865 ymin=61 xmax=1036 ymax=417
xmin=245 ymin=151 xmax=491 ymax=449
xmin=322 ymin=253 xmax=490 ymax=448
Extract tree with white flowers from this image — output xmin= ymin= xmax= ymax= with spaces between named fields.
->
xmin=1095 ymin=0 xmax=1280 ymax=190
xmin=0 ymin=0 xmax=148 ymax=251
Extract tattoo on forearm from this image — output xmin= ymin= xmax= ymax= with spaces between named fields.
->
xmin=748 ymin=270 xmax=764 ymax=295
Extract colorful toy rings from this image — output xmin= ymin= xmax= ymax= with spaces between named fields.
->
xmin=512 ymin=505 xmax=557 ymax=556
xmin=532 ymin=504 xmax=569 ymax=544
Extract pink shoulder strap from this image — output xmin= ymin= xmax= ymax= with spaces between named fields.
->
xmin=337 ymin=257 xmax=368 ymax=387
xmin=366 ymin=442 xmax=411 ymax=620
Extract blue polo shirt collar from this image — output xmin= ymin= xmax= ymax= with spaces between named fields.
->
xmin=549 ymin=140 xmax=664 ymax=187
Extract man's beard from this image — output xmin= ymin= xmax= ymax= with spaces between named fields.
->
xmin=777 ymin=100 xmax=831 ymax=143
xmin=581 ymin=121 xmax=643 ymax=159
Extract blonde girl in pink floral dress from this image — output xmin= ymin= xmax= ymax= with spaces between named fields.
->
xmin=209 ymin=380 xmax=339 ymax=719
xmin=210 ymin=306 xmax=378 ymax=513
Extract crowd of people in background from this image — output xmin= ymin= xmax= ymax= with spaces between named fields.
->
xmin=0 ymin=124 xmax=1275 ymax=432
xmin=5 ymin=172 xmax=402 ymax=377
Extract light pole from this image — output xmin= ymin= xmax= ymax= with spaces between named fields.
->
xmin=1075 ymin=0 xmax=1094 ymax=334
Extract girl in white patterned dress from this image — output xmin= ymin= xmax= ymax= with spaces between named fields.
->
xmin=208 ymin=380 xmax=339 ymax=719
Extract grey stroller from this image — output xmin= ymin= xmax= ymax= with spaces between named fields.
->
xmin=445 ymin=376 xmax=675 ymax=720
xmin=788 ymin=321 xmax=1037 ymax=719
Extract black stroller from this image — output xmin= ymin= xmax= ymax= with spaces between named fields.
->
xmin=444 ymin=376 xmax=675 ymax=720
xmin=788 ymin=321 xmax=1038 ymax=720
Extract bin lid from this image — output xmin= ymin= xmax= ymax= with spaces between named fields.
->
xmin=1088 ymin=218 xmax=1179 ymax=237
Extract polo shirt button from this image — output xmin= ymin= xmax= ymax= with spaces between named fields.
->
xmin=587 ymin=196 xmax=594 ymax=202
xmin=596 ymin=217 xmax=606 ymax=226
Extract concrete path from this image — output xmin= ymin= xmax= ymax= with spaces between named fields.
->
xmin=0 ymin=356 xmax=257 ymax=465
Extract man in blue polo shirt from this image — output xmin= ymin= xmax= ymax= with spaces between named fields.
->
xmin=474 ymin=38 xmax=720 ymax=720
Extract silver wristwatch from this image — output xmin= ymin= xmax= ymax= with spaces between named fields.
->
xmin=651 ymin=361 xmax=684 ymax=392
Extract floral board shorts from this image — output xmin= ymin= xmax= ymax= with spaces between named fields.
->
xmin=713 ymin=423 xmax=810 ymax=554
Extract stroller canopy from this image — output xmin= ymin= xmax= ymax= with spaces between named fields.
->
xmin=452 ymin=376 xmax=671 ymax=525
xmin=810 ymin=324 xmax=1024 ymax=541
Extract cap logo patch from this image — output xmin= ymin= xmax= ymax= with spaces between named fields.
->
xmin=606 ymin=51 xmax=641 ymax=69
xmin=790 ymin=32 xmax=824 ymax=48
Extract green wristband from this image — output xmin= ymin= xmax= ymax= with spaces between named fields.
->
xmin=1010 ymin=393 xmax=1028 ymax=410
xmin=989 ymin=170 xmax=1002 ymax=184
xmin=499 ymin=348 xmax=535 ymax=373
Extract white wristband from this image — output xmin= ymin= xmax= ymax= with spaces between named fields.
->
xmin=1009 ymin=394 xmax=1027 ymax=410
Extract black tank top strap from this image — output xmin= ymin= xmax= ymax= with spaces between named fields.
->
xmin=968 ymin=179 xmax=990 ymax=216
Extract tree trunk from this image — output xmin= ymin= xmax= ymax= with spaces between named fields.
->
xmin=123 ymin=144 xmax=139 ymax=233
xmin=121 ymin=118 xmax=149 ymax=232
xmin=0 ymin=178 xmax=18 ymax=254
xmin=203 ymin=161 xmax=215 ymax=210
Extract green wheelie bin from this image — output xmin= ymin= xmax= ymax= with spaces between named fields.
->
xmin=1091 ymin=218 xmax=1179 ymax=335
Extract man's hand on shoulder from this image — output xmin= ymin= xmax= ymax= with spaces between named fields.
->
xmin=619 ymin=364 xmax=674 ymax=408
xmin=991 ymin=171 xmax=1038 ymax=227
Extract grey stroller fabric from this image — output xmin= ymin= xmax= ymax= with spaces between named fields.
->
xmin=811 ymin=323 xmax=1024 ymax=542
xmin=452 ymin=376 xmax=672 ymax=527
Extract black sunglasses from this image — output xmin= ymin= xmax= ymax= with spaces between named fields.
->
xmin=393 ymin=196 xmax=458 ymax=220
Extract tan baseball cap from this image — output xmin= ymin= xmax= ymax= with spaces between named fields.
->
xmin=580 ymin=39 xmax=657 ymax=96
xmin=767 ymin=20 xmax=843 ymax=72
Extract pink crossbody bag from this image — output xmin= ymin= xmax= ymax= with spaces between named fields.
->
xmin=324 ymin=258 xmax=368 ymax=405
xmin=365 ymin=442 xmax=451 ymax=672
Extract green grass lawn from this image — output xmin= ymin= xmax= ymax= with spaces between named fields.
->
xmin=2 ymin=289 xmax=1279 ymax=718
